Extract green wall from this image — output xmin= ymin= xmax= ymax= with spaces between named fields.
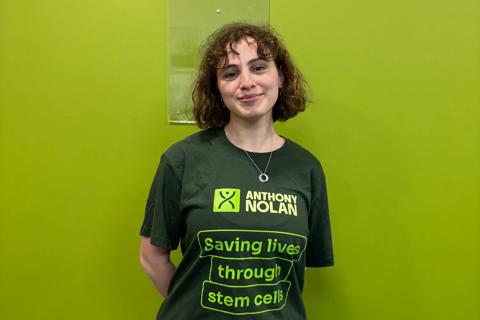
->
xmin=0 ymin=1 xmax=478 ymax=319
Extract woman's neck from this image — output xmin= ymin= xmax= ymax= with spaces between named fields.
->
xmin=224 ymin=120 xmax=284 ymax=153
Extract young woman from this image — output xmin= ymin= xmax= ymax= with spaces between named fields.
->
xmin=140 ymin=22 xmax=333 ymax=320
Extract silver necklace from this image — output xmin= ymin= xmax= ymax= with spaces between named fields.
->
xmin=243 ymin=150 xmax=273 ymax=183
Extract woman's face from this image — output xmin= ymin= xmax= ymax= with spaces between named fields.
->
xmin=216 ymin=37 xmax=283 ymax=124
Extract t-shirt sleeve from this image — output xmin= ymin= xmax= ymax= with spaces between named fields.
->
xmin=139 ymin=153 xmax=182 ymax=250
xmin=306 ymin=161 xmax=334 ymax=267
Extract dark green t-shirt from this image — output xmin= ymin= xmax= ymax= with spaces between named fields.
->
xmin=140 ymin=127 xmax=333 ymax=320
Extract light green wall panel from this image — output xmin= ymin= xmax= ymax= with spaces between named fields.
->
xmin=0 ymin=0 xmax=478 ymax=319
xmin=167 ymin=0 xmax=269 ymax=123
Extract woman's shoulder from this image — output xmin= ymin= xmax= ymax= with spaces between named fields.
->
xmin=163 ymin=127 xmax=223 ymax=159
xmin=283 ymin=137 xmax=322 ymax=165
xmin=282 ymin=137 xmax=327 ymax=181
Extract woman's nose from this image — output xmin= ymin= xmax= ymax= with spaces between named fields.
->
xmin=239 ymin=72 xmax=255 ymax=89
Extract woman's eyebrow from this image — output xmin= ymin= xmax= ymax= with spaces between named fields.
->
xmin=247 ymin=58 xmax=265 ymax=65
xmin=219 ymin=64 xmax=238 ymax=70
xmin=219 ymin=58 xmax=265 ymax=70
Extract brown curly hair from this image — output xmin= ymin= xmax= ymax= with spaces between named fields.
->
xmin=192 ymin=22 xmax=308 ymax=128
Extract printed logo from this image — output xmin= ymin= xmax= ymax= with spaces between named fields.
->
xmin=213 ymin=188 xmax=241 ymax=212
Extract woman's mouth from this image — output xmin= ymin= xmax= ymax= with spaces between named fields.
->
xmin=238 ymin=93 xmax=263 ymax=102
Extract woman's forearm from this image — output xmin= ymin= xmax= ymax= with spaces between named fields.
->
xmin=140 ymin=237 xmax=177 ymax=297
xmin=142 ymin=255 xmax=176 ymax=297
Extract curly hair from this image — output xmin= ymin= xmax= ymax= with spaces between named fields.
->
xmin=192 ymin=22 xmax=308 ymax=128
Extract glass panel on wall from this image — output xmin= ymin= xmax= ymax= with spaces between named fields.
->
xmin=168 ymin=0 xmax=270 ymax=124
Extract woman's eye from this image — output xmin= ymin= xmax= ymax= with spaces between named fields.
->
xmin=253 ymin=65 xmax=266 ymax=72
xmin=224 ymin=72 xmax=238 ymax=79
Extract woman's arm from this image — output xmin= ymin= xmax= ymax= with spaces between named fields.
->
xmin=139 ymin=236 xmax=177 ymax=297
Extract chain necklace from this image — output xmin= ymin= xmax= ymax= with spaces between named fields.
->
xmin=243 ymin=150 xmax=273 ymax=183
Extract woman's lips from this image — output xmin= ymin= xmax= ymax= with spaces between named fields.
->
xmin=238 ymin=93 xmax=263 ymax=102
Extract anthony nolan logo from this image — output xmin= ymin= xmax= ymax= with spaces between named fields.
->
xmin=213 ymin=188 xmax=299 ymax=216
xmin=213 ymin=188 xmax=241 ymax=213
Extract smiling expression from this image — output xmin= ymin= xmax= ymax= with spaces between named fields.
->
xmin=216 ymin=38 xmax=283 ymax=124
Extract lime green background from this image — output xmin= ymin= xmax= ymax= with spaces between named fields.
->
xmin=0 ymin=0 xmax=478 ymax=319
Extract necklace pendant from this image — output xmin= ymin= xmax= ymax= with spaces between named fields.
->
xmin=259 ymin=173 xmax=269 ymax=183
xmin=243 ymin=150 xmax=272 ymax=183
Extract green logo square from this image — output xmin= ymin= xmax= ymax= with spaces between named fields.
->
xmin=213 ymin=188 xmax=241 ymax=212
